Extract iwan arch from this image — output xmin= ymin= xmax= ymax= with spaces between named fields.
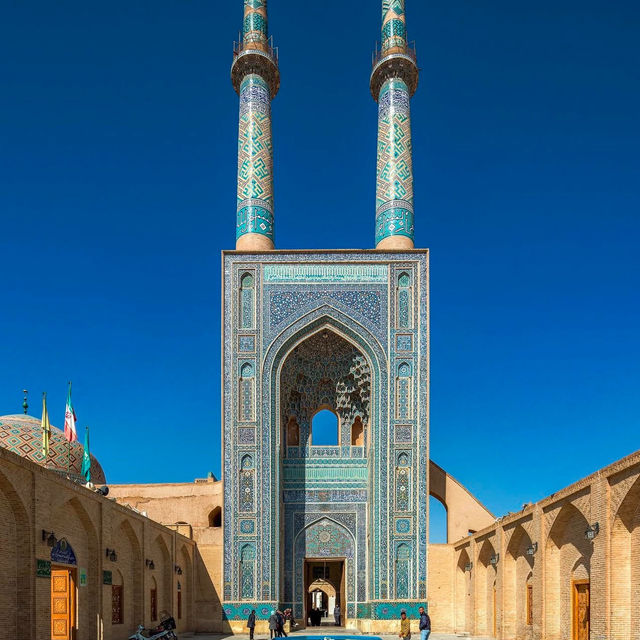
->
xmin=1 ymin=1 xmax=639 ymax=639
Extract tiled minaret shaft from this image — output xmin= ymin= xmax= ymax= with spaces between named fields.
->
xmin=232 ymin=0 xmax=280 ymax=251
xmin=371 ymin=0 xmax=419 ymax=250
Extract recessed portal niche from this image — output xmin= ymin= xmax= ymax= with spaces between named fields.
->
xmin=280 ymin=329 xmax=370 ymax=453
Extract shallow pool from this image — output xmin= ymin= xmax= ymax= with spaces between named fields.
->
xmin=290 ymin=636 xmax=382 ymax=640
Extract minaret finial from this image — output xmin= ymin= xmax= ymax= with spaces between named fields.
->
xmin=232 ymin=0 xmax=280 ymax=251
xmin=371 ymin=0 xmax=419 ymax=249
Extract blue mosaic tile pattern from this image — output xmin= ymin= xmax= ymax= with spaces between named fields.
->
xmin=242 ymin=0 xmax=268 ymax=45
xmin=375 ymin=78 xmax=414 ymax=245
xmin=223 ymin=251 xmax=429 ymax=618
xmin=236 ymin=74 xmax=274 ymax=241
xmin=381 ymin=0 xmax=407 ymax=51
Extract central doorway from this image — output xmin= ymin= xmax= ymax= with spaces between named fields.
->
xmin=304 ymin=559 xmax=345 ymax=627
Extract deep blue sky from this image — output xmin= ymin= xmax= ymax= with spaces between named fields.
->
xmin=2 ymin=1 xmax=639 ymax=543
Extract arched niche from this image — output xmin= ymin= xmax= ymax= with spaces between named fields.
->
xmin=279 ymin=327 xmax=371 ymax=453
xmin=351 ymin=416 xmax=364 ymax=446
xmin=544 ymin=502 xmax=592 ymax=640
xmin=208 ymin=506 xmax=222 ymax=528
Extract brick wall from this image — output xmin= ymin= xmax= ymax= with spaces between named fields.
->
xmin=439 ymin=451 xmax=640 ymax=640
xmin=0 ymin=446 xmax=196 ymax=640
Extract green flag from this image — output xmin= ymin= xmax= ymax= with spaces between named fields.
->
xmin=81 ymin=426 xmax=91 ymax=482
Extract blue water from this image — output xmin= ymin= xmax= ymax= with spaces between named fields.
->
xmin=292 ymin=637 xmax=381 ymax=640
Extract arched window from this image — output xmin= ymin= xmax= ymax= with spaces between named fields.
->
xmin=208 ymin=507 xmax=222 ymax=528
xmin=351 ymin=416 xmax=364 ymax=445
xmin=311 ymin=409 xmax=339 ymax=446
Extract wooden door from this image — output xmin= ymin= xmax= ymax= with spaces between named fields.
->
xmin=112 ymin=585 xmax=123 ymax=624
xmin=573 ymin=581 xmax=590 ymax=640
xmin=51 ymin=568 xmax=74 ymax=640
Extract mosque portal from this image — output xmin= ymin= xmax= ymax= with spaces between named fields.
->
xmin=223 ymin=0 xmax=428 ymax=629
xmin=222 ymin=253 xmax=429 ymax=627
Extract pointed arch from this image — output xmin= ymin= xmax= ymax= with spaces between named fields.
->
xmin=455 ymin=547 xmax=472 ymax=634
xmin=544 ymin=503 xmax=592 ymax=640
xmin=476 ymin=538 xmax=497 ymax=636
xmin=151 ymin=533 xmax=172 ymax=621
xmin=178 ymin=544 xmax=193 ymax=629
xmin=0 ymin=467 xmax=32 ymax=637
xmin=504 ymin=524 xmax=534 ymax=639
xmin=259 ymin=309 xmax=387 ymax=604
xmin=115 ymin=518 xmax=142 ymax=629
xmin=51 ymin=496 xmax=99 ymax=638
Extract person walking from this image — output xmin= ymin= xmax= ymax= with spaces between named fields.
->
xmin=247 ymin=609 xmax=256 ymax=640
xmin=334 ymin=603 xmax=341 ymax=627
xmin=418 ymin=606 xmax=431 ymax=640
xmin=276 ymin=610 xmax=287 ymax=637
xmin=269 ymin=610 xmax=279 ymax=639
xmin=399 ymin=609 xmax=411 ymax=639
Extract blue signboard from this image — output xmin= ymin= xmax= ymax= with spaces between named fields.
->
xmin=51 ymin=539 xmax=77 ymax=566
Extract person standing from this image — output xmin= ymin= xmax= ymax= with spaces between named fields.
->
xmin=399 ymin=609 xmax=411 ymax=639
xmin=269 ymin=610 xmax=279 ymax=639
xmin=247 ymin=609 xmax=256 ymax=640
xmin=334 ymin=603 xmax=341 ymax=627
xmin=418 ymin=606 xmax=431 ymax=640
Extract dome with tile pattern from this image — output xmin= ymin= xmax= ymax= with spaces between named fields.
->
xmin=0 ymin=414 xmax=106 ymax=483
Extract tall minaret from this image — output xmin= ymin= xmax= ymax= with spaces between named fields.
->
xmin=371 ymin=0 xmax=419 ymax=250
xmin=232 ymin=0 xmax=280 ymax=251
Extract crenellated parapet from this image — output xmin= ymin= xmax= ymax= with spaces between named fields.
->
xmin=232 ymin=0 xmax=279 ymax=251
xmin=371 ymin=0 xmax=419 ymax=250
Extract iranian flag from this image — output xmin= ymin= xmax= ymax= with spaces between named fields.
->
xmin=64 ymin=382 xmax=77 ymax=442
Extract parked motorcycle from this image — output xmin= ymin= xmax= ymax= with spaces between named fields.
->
xmin=128 ymin=614 xmax=177 ymax=640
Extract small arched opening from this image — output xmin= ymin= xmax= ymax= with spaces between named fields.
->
xmin=350 ymin=416 xmax=364 ymax=445
xmin=311 ymin=409 xmax=339 ymax=446
xmin=208 ymin=507 xmax=222 ymax=528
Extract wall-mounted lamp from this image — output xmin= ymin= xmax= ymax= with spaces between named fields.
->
xmin=106 ymin=548 xmax=118 ymax=562
xmin=526 ymin=542 xmax=538 ymax=556
xmin=490 ymin=553 xmax=500 ymax=566
xmin=42 ymin=530 xmax=57 ymax=547
xmin=174 ymin=565 xmax=183 ymax=575
xmin=585 ymin=522 xmax=600 ymax=540
xmin=145 ymin=559 xmax=155 ymax=570
xmin=464 ymin=562 xmax=473 ymax=572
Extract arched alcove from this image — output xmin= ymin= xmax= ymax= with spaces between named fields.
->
xmin=455 ymin=548 xmax=472 ymax=634
xmin=312 ymin=409 xmax=339 ymax=446
xmin=429 ymin=495 xmax=448 ymax=543
xmin=351 ymin=416 xmax=364 ymax=445
xmin=208 ymin=506 xmax=222 ymax=528
xmin=544 ymin=503 xmax=592 ymax=640
xmin=477 ymin=538 xmax=498 ymax=637
xmin=503 ymin=524 xmax=534 ymax=639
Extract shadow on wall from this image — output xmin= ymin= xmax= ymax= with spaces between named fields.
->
xmin=194 ymin=545 xmax=223 ymax=633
